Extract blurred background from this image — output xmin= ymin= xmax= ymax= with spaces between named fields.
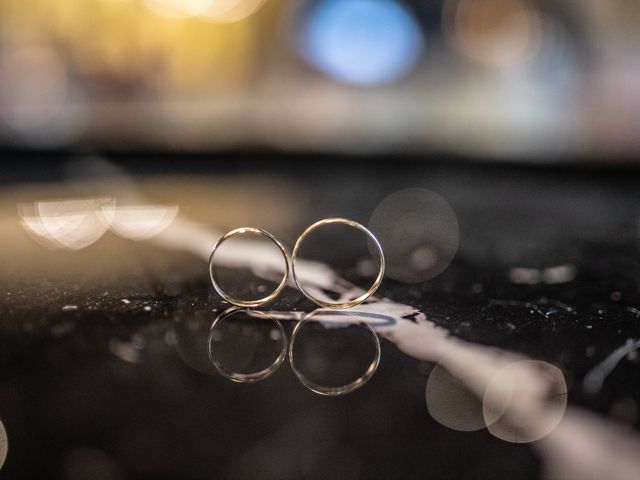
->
xmin=1 ymin=0 xmax=639 ymax=160
xmin=2 ymin=2 xmax=640 ymax=479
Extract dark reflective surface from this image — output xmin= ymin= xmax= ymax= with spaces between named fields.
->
xmin=0 ymin=154 xmax=639 ymax=479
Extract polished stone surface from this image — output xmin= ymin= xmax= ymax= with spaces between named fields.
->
xmin=0 ymin=154 xmax=638 ymax=479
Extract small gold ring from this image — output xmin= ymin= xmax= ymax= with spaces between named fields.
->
xmin=292 ymin=218 xmax=385 ymax=309
xmin=207 ymin=307 xmax=287 ymax=383
xmin=209 ymin=227 xmax=289 ymax=307
xmin=289 ymin=309 xmax=381 ymax=396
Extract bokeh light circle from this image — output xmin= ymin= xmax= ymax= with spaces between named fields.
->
xmin=483 ymin=360 xmax=568 ymax=443
xmin=0 ymin=419 xmax=6 ymax=471
xmin=174 ymin=314 xmax=229 ymax=376
xmin=443 ymin=0 xmax=543 ymax=67
xmin=297 ymin=0 xmax=424 ymax=86
xmin=0 ymin=45 xmax=68 ymax=130
xmin=426 ymin=364 xmax=488 ymax=432
xmin=369 ymin=188 xmax=459 ymax=283
xmin=145 ymin=0 xmax=265 ymax=23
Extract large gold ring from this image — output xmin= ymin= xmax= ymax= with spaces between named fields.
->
xmin=292 ymin=218 xmax=385 ymax=309
xmin=289 ymin=309 xmax=381 ymax=396
xmin=209 ymin=227 xmax=289 ymax=307
xmin=207 ymin=307 xmax=288 ymax=383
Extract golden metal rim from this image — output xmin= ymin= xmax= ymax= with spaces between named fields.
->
xmin=291 ymin=218 xmax=385 ymax=309
xmin=209 ymin=227 xmax=290 ymax=307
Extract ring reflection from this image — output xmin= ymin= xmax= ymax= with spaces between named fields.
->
xmin=289 ymin=309 xmax=381 ymax=396
xmin=207 ymin=307 xmax=287 ymax=383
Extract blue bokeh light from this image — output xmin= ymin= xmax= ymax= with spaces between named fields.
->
xmin=299 ymin=0 xmax=424 ymax=86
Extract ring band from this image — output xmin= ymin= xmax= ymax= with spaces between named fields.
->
xmin=292 ymin=218 xmax=385 ymax=309
xmin=209 ymin=227 xmax=289 ymax=307
xmin=289 ymin=309 xmax=381 ymax=396
xmin=207 ymin=307 xmax=287 ymax=383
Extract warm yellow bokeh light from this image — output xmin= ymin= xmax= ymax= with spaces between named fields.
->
xmin=0 ymin=0 xmax=260 ymax=92
xmin=144 ymin=0 xmax=266 ymax=23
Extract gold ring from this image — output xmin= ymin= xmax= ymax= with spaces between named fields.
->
xmin=209 ymin=227 xmax=289 ymax=307
xmin=292 ymin=218 xmax=385 ymax=309
xmin=289 ymin=309 xmax=381 ymax=396
xmin=207 ymin=307 xmax=287 ymax=383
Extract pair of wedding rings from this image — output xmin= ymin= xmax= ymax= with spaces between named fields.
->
xmin=209 ymin=218 xmax=385 ymax=309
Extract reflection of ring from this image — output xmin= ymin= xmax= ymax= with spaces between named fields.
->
xmin=209 ymin=227 xmax=289 ymax=307
xmin=289 ymin=309 xmax=381 ymax=396
xmin=207 ymin=307 xmax=287 ymax=383
xmin=292 ymin=218 xmax=385 ymax=309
